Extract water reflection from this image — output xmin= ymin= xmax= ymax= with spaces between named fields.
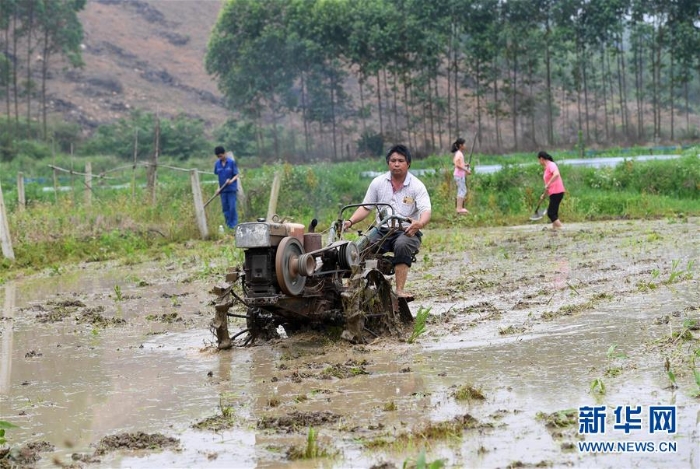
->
xmin=0 ymin=218 xmax=697 ymax=468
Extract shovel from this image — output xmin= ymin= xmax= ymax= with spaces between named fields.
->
xmin=204 ymin=175 xmax=239 ymax=209
xmin=529 ymin=191 xmax=547 ymax=221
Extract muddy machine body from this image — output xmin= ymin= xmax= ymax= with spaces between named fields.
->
xmin=212 ymin=204 xmax=414 ymax=348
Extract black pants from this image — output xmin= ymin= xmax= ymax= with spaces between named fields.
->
xmin=370 ymin=228 xmax=422 ymax=267
xmin=547 ymin=192 xmax=565 ymax=223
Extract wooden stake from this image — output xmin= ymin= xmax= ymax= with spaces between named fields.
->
xmin=17 ymin=173 xmax=25 ymax=212
xmin=191 ymin=170 xmax=209 ymax=239
xmin=0 ymin=180 xmax=15 ymax=260
xmin=84 ymin=162 xmax=92 ymax=206
xmin=266 ymin=172 xmax=281 ymax=221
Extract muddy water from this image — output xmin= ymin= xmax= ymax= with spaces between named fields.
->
xmin=1 ymin=218 xmax=698 ymax=468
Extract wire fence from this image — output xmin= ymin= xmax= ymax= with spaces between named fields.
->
xmin=0 ymin=158 xmax=246 ymax=260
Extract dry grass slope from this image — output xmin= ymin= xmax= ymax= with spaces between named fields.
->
xmin=46 ymin=0 xmax=226 ymax=131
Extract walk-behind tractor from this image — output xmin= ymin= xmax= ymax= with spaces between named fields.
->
xmin=211 ymin=203 xmax=415 ymax=349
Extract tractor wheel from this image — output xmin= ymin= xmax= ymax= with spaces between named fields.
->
xmin=340 ymin=269 xmax=406 ymax=343
xmin=246 ymin=307 xmax=279 ymax=343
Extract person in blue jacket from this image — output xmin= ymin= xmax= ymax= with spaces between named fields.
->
xmin=213 ymin=145 xmax=239 ymax=229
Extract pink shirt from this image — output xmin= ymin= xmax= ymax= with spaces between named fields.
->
xmin=543 ymin=160 xmax=565 ymax=195
xmin=453 ymin=150 xmax=466 ymax=178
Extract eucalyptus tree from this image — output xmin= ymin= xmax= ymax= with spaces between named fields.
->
xmin=628 ymin=0 xmax=654 ymax=139
xmin=488 ymin=0 xmax=509 ymax=150
xmin=550 ymin=0 xmax=592 ymax=143
xmin=206 ymin=0 xmax=298 ymax=159
xmin=16 ymin=0 xmax=40 ymax=136
xmin=527 ymin=0 xmax=574 ymax=145
xmin=0 ymin=0 xmax=15 ymax=124
xmin=346 ymin=0 xmax=397 ymax=139
xmin=581 ymin=0 xmax=631 ymax=141
xmin=36 ymin=0 xmax=86 ymax=140
xmin=498 ymin=0 xmax=544 ymax=150
xmin=302 ymin=0 xmax=354 ymax=160
xmin=402 ymin=0 xmax=450 ymax=153
xmin=459 ymin=0 xmax=500 ymax=147
xmin=664 ymin=0 xmax=700 ymax=139
xmin=632 ymin=0 xmax=672 ymax=140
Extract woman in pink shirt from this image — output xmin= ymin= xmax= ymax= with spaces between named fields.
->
xmin=538 ymin=151 xmax=565 ymax=230
xmin=451 ymin=137 xmax=472 ymax=214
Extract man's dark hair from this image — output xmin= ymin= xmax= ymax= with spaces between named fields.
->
xmin=214 ymin=146 xmax=226 ymax=156
xmin=385 ymin=144 xmax=412 ymax=164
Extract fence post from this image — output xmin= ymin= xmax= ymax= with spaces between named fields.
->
xmin=237 ymin=177 xmax=246 ymax=220
xmin=17 ymin=173 xmax=25 ymax=212
xmin=84 ymin=162 xmax=92 ymax=206
xmin=0 ymin=180 xmax=15 ymax=260
xmin=266 ymin=172 xmax=281 ymax=221
xmin=52 ymin=168 xmax=59 ymax=202
xmin=0 ymin=283 xmax=16 ymax=393
xmin=191 ymin=170 xmax=209 ymax=239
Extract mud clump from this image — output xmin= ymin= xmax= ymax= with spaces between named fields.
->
xmin=258 ymin=411 xmax=342 ymax=433
xmin=536 ymin=409 xmax=578 ymax=429
xmin=76 ymin=308 xmax=126 ymax=327
xmin=192 ymin=414 xmax=236 ymax=433
xmin=319 ymin=359 xmax=371 ymax=380
xmin=32 ymin=299 xmax=85 ymax=323
xmin=146 ymin=312 xmax=182 ymax=323
xmin=0 ymin=441 xmax=54 ymax=468
xmin=93 ymin=432 xmax=179 ymax=456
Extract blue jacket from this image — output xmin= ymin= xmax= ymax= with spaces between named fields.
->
xmin=214 ymin=157 xmax=238 ymax=193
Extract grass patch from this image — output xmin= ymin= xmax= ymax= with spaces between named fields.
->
xmin=453 ymin=384 xmax=486 ymax=402
xmin=536 ymin=409 xmax=578 ymax=428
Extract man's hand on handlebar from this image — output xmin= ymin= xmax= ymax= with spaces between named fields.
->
xmin=404 ymin=218 xmax=422 ymax=237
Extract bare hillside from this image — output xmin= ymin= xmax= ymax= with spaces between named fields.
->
xmin=48 ymin=0 xmax=226 ymax=132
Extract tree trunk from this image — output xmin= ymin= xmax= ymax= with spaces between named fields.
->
xmin=4 ymin=6 xmax=11 ymax=122
xmin=511 ymin=53 xmax=518 ymax=151
xmin=582 ymin=45 xmax=590 ymax=143
xmin=528 ymin=60 xmax=536 ymax=147
xmin=376 ymin=70 xmax=383 ymax=136
xmin=359 ymin=77 xmax=366 ymax=136
xmin=428 ymin=75 xmax=435 ymax=151
xmin=147 ymin=114 xmax=160 ymax=205
xmin=493 ymin=74 xmax=501 ymax=151
xmin=617 ymin=32 xmax=630 ymax=139
xmin=391 ymin=72 xmax=399 ymax=136
xmin=669 ymin=46 xmax=674 ymax=140
xmin=403 ymin=73 xmax=411 ymax=148
xmin=600 ymin=48 xmax=609 ymax=141
xmin=684 ymin=80 xmax=689 ymax=132
xmin=41 ymin=30 xmax=50 ymax=140
xmin=576 ymin=58 xmax=582 ymax=142
xmin=433 ymin=75 xmax=442 ymax=150
xmin=545 ymin=20 xmax=553 ymax=145
xmin=590 ymin=56 xmax=599 ymax=143
xmin=301 ymin=73 xmax=310 ymax=153
xmin=635 ymin=37 xmax=644 ymax=139
xmin=605 ymin=47 xmax=617 ymax=140
xmin=331 ymin=73 xmax=338 ymax=161
xmin=653 ymin=29 xmax=661 ymax=139
xmin=12 ymin=12 xmax=19 ymax=126
xmin=475 ymin=59 xmax=482 ymax=145
xmin=446 ymin=27 xmax=453 ymax=138
xmin=25 ymin=0 xmax=35 ymax=136
xmin=453 ymin=46 xmax=459 ymax=136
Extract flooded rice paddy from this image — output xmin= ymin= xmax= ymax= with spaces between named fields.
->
xmin=1 ymin=217 xmax=698 ymax=468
